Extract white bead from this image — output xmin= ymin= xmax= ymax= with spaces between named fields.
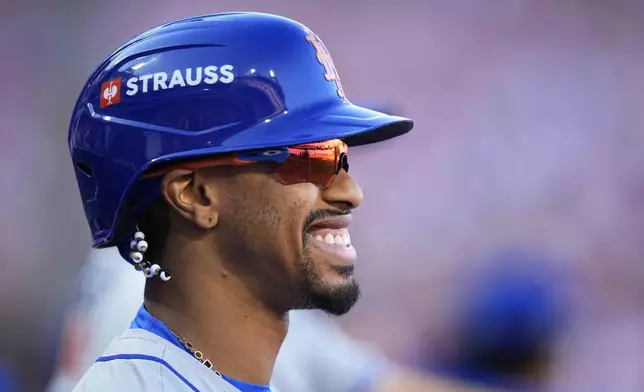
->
xmin=143 ymin=268 xmax=155 ymax=278
xmin=134 ymin=231 xmax=145 ymax=241
xmin=131 ymin=252 xmax=143 ymax=263
xmin=160 ymin=270 xmax=171 ymax=281
xmin=130 ymin=240 xmax=138 ymax=250
xmin=136 ymin=240 xmax=149 ymax=252
xmin=150 ymin=264 xmax=161 ymax=275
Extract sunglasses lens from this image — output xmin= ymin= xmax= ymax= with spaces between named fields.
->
xmin=309 ymin=148 xmax=339 ymax=186
xmin=143 ymin=140 xmax=348 ymax=187
xmin=275 ymin=141 xmax=344 ymax=187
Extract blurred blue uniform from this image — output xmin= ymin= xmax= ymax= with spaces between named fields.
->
xmin=424 ymin=249 xmax=568 ymax=391
xmin=0 ymin=363 xmax=17 ymax=392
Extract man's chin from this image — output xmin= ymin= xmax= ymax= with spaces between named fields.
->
xmin=306 ymin=281 xmax=361 ymax=316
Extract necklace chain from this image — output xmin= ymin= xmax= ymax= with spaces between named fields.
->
xmin=171 ymin=331 xmax=222 ymax=377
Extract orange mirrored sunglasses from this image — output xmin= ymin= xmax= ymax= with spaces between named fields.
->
xmin=143 ymin=139 xmax=349 ymax=189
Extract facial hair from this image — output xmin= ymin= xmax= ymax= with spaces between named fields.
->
xmin=294 ymin=209 xmax=361 ymax=316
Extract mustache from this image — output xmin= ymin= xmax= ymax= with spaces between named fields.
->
xmin=302 ymin=209 xmax=351 ymax=232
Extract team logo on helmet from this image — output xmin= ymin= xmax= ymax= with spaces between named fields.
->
xmin=100 ymin=78 xmax=121 ymax=108
xmin=305 ymin=34 xmax=345 ymax=99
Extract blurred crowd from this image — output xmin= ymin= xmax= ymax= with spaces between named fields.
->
xmin=3 ymin=0 xmax=644 ymax=391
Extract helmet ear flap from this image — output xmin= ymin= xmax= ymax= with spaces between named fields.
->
xmin=73 ymin=161 xmax=97 ymax=199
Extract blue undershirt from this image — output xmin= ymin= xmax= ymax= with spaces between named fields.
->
xmin=130 ymin=304 xmax=271 ymax=392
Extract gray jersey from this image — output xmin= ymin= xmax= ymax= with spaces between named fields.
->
xmin=73 ymin=329 xmax=241 ymax=392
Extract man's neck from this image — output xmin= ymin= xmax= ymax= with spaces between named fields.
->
xmin=144 ymin=262 xmax=288 ymax=385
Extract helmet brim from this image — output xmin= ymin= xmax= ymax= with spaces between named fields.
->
xmin=146 ymin=101 xmax=413 ymax=167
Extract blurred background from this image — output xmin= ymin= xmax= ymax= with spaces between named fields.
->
xmin=3 ymin=0 xmax=644 ymax=391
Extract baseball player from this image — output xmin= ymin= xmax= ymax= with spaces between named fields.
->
xmin=51 ymin=93 xmax=496 ymax=391
xmin=68 ymin=11 xmax=412 ymax=392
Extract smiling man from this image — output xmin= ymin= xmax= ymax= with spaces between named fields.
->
xmin=68 ymin=12 xmax=412 ymax=392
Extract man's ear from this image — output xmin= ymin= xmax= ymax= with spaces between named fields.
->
xmin=161 ymin=169 xmax=219 ymax=230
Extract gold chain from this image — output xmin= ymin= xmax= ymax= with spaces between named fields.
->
xmin=171 ymin=331 xmax=222 ymax=377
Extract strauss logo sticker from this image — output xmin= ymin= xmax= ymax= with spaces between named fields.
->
xmin=100 ymin=78 xmax=121 ymax=108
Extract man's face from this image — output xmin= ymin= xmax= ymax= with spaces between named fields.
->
xmin=210 ymin=157 xmax=364 ymax=316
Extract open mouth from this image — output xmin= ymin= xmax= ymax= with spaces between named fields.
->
xmin=306 ymin=217 xmax=356 ymax=265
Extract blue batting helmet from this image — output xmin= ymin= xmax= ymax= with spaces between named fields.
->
xmin=68 ymin=12 xmax=413 ymax=252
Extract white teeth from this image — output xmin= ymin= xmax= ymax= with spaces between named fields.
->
xmin=312 ymin=231 xmax=351 ymax=246
xmin=334 ymin=235 xmax=344 ymax=246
